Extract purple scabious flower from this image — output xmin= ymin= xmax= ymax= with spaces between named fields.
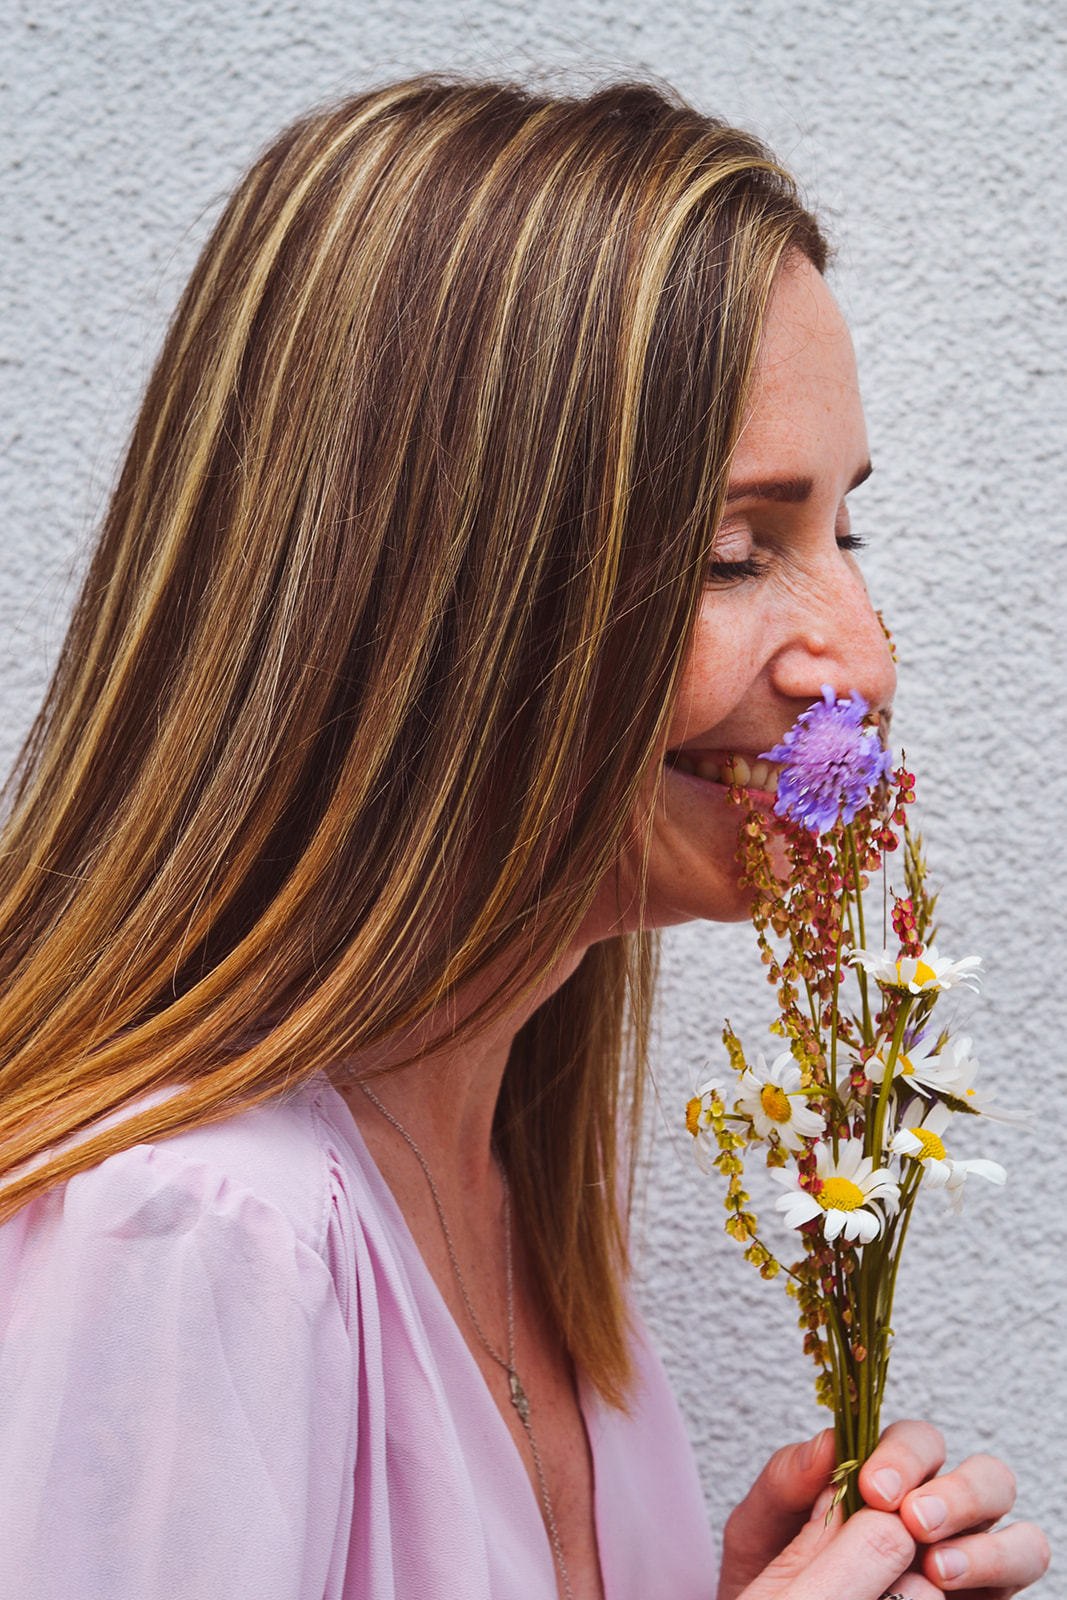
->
xmin=761 ymin=686 xmax=892 ymax=834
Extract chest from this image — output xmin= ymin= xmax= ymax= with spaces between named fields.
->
xmin=327 ymin=1104 xmax=716 ymax=1599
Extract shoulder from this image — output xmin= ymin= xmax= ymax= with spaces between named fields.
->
xmin=89 ymin=1079 xmax=340 ymax=1255
xmin=0 ymin=1081 xmax=360 ymax=1599
xmin=0 ymin=1078 xmax=355 ymax=1311
xmin=0 ymin=1079 xmax=359 ymax=1457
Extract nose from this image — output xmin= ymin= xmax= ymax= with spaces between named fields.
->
xmin=770 ymin=558 xmax=897 ymax=716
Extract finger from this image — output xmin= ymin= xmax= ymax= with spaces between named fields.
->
xmin=900 ymin=1453 xmax=1016 ymax=1545
xmin=723 ymin=1433 xmax=838 ymax=1542
xmin=761 ymin=1428 xmax=838 ymax=1513
xmin=809 ymin=1484 xmax=839 ymax=1527
xmin=740 ymin=1506 xmax=916 ymax=1600
xmin=918 ymin=1519 xmax=1050 ymax=1592
xmin=721 ymin=1430 xmax=837 ymax=1594
xmin=859 ymin=1420 xmax=947 ymax=1510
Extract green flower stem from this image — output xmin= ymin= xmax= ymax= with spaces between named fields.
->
xmin=825 ymin=1294 xmax=857 ymax=1505
xmin=846 ymin=826 xmax=867 ymax=949
xmin=855 ymin=1337 xmax=870 ymax=1484
xmin=856 ymin=968 xmax=873 ymax=1050
xmin=868 ymin=997 xmax=913 ymax=1162
xmin=828 ymin=861 xmax=846 ymax=1145
xmin=803 ymin=972 xmax=821 ymax=1039
xmin=836 ymin=1168 xmax=923 ymax=1507
xmin=845 ymin=826 xmax=874 ymax=1045
xmin=859 ymin=1236 xmax=877 ymax=1467
xmin=873 ymin=1174 xmax=921 ymax=1415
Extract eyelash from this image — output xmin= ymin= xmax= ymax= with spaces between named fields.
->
xmin=705 ymin=555 xmax=768 ymax=582
xmin=705 ymin=533 xmax=867 ymax=584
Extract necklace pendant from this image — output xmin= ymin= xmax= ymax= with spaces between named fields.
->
xmin=509 ymin=1370 xmax=530 ymax=1422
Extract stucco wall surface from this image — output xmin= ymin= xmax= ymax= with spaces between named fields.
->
xmin=2 ymin=0 xmax=1065 ymax=1590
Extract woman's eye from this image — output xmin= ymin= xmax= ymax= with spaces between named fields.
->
xmin=705 ymin=555 xmax=768 ymax=583
xmin=705 ymin=518 xmax=768 ymax=583
xmin=835 ymin=502 xmax=866 ymax=553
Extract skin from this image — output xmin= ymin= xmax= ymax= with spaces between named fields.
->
xmin=334 ymin=260 xmax=1049 ymax=1600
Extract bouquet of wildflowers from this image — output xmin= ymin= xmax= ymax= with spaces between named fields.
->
xmin=686 ymin=685 xmax=1018 ymax=1517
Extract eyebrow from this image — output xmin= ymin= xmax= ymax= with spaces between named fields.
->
xmin=724 ymin=460 xmax=873 ymax=505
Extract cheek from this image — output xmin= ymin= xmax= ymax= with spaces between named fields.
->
xmin=668 ymin=600 xmax=763 ymax=745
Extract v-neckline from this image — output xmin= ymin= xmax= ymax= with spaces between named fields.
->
xmin=320 ymin=1078 xmax=605 ymax=1596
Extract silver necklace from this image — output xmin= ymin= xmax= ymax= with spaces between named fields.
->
xmin=360 ymin=1082 xmax=573 ymax=1600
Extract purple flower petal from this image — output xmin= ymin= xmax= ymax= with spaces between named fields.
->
xmin=761 ymin=685 xmax=891 ymax=834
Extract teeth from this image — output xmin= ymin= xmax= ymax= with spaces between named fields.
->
xmin=670 ymin=751 xmax=783 ymax=791
xmin=720 ymin=754 xmax=782 ymax=791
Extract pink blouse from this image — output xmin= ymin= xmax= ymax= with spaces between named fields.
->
xmin=0 ymin=1077 xmax=716 ymax=1598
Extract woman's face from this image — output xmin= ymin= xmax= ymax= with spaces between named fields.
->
xmin=586 ymin=256 xmax=897 ymax=938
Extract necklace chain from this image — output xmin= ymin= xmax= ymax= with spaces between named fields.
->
xmin=360 ymin=1083 xmax=573 ymax=1600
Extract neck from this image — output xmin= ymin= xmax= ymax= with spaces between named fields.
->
xmin=330 ymin=941 xmax=589 ymax=1188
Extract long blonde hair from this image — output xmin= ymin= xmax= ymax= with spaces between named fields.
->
xmin=0 ymin=78 xmax=824 ymax=1402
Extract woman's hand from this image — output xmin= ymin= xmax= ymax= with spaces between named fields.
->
xmin=717 ymin=1421 xmax=1049 ymax=1600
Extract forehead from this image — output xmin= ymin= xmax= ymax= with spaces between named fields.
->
xmin=731 ymin=259 xmax=866 ymax=480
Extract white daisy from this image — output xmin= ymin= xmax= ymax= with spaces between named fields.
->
xmin=942 ymin=1159 xmax=1007 ymax=1213
xmin=864 ymin=1031 xmax=977 ymax=1091
xmin=863 ymin=1032 xmax=945 ymax=1088
xmin=774 ymin=1139 xmax=900 ymax=1244
xmin=864 ymin=1034 xmax=1028 ymax=1123
xmin=847 ymin=943 xmax=982 ymax=995
xmin=909 ymin=1035 xmax=1029 ymax=1123
xmin=890 ymin=1101 xmax=1006 ymax=1214
xmin=890 ymin=1101 xmax=955 ymax=1184
xmin=685 ymin=1077 xmax=726 ymax=1174
xmin=735 ymin=1050 xmax=826 ymax=1151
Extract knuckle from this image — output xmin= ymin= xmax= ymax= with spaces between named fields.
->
xmin=878 ymin=1418 xmax=946 ymax=1482
xmin=853 ymin=1507 xmax=915 ymax=1569
xmin=974 ymin=1452 xmax=1017 ymax=1503
xmin=884 ymin=1417 xmax=944 ymax=1452
xmin=952 ymin=1453 xmax=1017 ymax=1522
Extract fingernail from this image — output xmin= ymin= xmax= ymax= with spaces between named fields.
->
xmin=935 ymin=1548 xmax=969 ymax=1581
xmin=797 ymin=1428 xmax=831 ymax=1472
xmin=913 ymin=1493 xmax=947 ymax=1532
xmin=872 ymin=1467 xmax=902 ymax=1504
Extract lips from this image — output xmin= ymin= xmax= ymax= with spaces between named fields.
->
xmin=666 ymin=750 xmax=783 ymax=793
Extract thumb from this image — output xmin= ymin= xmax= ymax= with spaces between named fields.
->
xmin=719 ymin=1430 xmax=837 ymax=1600
xmin=730 ymin=1503 xmax=915 ymax=1600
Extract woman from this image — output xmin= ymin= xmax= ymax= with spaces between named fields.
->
xmin=0 ymin=78 xmax=1048 ymax=1599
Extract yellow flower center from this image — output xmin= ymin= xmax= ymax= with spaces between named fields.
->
xmin=910 ymin=1127 xmax=947 ymax=1161
xmin=898 ymin=958 xmax=937 ymax=987
xmin=898 ymin=1053 xmax=914 ymax=1075
xmin=760 ymin=1084 xmax=792 ymax=1124
xmin=685 ymin=1097 xmax=701 ymax=1137
xmin=817 ymin=1177 xmax=865 ymax=1212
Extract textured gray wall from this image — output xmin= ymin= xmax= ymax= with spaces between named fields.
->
xmin=2 ymin=0 xmax=1064 ymax=1589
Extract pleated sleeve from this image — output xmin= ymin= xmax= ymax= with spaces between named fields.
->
xmin=0 ymin=1136 xmax=357 ymax=1600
